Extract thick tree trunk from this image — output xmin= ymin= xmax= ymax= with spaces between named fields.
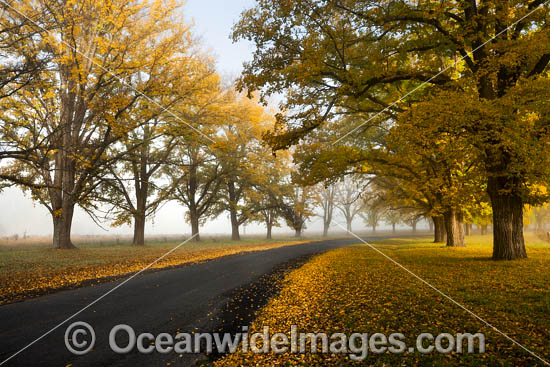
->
xmin=372 ymin=224 xmax=376 ymax=233
xmin=433 ymin=216 xmax=447 ymax=243
xmin=52 ymin=205 xmax=76 ymax=249
xmin=190 ymin=209 xmax=200 ymax=242
xmin=322 ymin=221 xmax=329 ymax=237
xmin=412 ymin=221 xmax=417 ymax=233
xmin=346 ymin=218 xmax=352 ymax=232
xmin=487 ymin=177 xmax=527 ymax=260
xmin=132 ymin=213 xmax=146 ymax=246
xmin=295 ymin=228 xmax=302 ymax=238
xmin=444 ymin=209 xmax=466 ymax=247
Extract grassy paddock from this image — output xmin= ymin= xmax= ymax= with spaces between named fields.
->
xmin=216 ymin=233 xmax=550 ymax=366
xmin=0 ymin=236 xmax=320 ymax=304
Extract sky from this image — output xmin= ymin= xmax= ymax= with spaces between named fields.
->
xmin=184 ymin=0 xmax=257 ymax=78
xmin=0 ymin=1 xmax=408 ymax=238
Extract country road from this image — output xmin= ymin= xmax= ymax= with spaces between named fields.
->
xmin=0 ymin=238 xmax=360 ymax=367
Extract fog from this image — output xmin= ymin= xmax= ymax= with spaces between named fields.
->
xmin=0 ymin=186 xmax=307 ymax=237
xmin=0 ymin=0 xmax=424 ymax=239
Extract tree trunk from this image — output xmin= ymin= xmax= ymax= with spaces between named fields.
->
xmin=535 ymin=215 xmax=543 ymax=232
xmin=433 ymin=216 xmax=447 ymax=243
xmin=487 ymin=177 xmax=527 ymax=260
xmin=412 ymin=221 xmax=417 ymax=233
xmin=428 ymin=218 xmax=434 ymax=232
xmin=266 ymin=222 xmax=272 ymax=240
xmin=132 ymin=213 xmax=146 ymax=246
xmin=227 ymin=181 xmax=241 ymax=241
xmin=230 ymin=209 xmax=240 ymax=241
xmin=52 ymin=205 xmax=76 ymax=249
xmin=132 ymin=147 xmax=149 ymax=246
xmin=392 ymin=223 xmax=396 ymax=233
xmin=464 ymin=223 xmax=472 ymax=236
xmin=346 ymin=218 xmax=352 ymax=232
xmin=295 ymin=228 xmax=302 ymax=238
xmin=372 ymin=224 xmax=376 ymax=233
xmin=481 ymin=224 xmax=488 ymax=235
xmin=322 ymin=221 xmax=329 ymax=237
xmin=444 ymin=209 xmax=466 ymax=247
xmin=190 ymin=209 xmax=200 ymax=242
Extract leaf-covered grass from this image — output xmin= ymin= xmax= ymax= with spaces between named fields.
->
xmin=216 ymin=233 xmax=550 ymax=366
xmin=0 ymin=236 xmax=318 ymax=304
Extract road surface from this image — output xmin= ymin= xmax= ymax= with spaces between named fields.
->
xmin=0 ymin=238 xmax=359 ymax=366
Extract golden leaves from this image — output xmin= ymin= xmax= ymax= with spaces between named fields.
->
xmin=0 ymin=238 xmax=312 ymax=305
xmin=217 ymin=234 xmax=550 ymax=366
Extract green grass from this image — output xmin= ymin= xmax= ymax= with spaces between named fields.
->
xmin=216 ymin=233 xmax=550 ymax=366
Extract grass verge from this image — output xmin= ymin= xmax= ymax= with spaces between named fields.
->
xmin=0 ymin=237 xmax=318 ymax=305
xmin=215 ymin=233 xmax=550 ymax=366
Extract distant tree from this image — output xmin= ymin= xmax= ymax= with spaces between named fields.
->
xmin=385 ymin=210 xmax=403 ymax=234
xmin=277 ymin=182 xmax=314 ymax=238
xmin=360 ymin=196 xmax=384 ymax=233
xmin=335 ymin=177 xmax=363 ymax=233
xmin=249 ymin=149 xmax=292 ymax=240
xmin=404 ymin=214 xmax=422 ymax=234
xmin=313 ymin=183 xmax=336 ymax=237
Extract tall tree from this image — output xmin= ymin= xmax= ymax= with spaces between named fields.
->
xmin=0 ymin=0 xmax=192 ymax=248
xmin=214 ymin=92 xmax=274 ymax=241
xmin=168 ymin=142 xmax=224 ymax=242
xmin=233 ymin=0 xmax=550 ymax=259
xmin=249 ymin=147 xmax=292 ymax=240
xmin=313 ymin=183 xmax=336 ymax=237
xmin=100 ymin=57 xmax=217 ymax=246
xmin=165 ymin=81 xmax=227 ymax=242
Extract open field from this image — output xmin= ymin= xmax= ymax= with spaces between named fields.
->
xmin=0 ymin=235 xmax=324 ymax=305
xmin=216 ymin=233 xmax=550 ymax=366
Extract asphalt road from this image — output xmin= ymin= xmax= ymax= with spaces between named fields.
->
xmin=0 ymin=238 xmax=359 ymax=367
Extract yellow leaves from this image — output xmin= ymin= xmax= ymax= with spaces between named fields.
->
xmin=216 ymin=235 xmax=550 ymax=366
xmin=0 ymin=238 xmax=312 ymax=305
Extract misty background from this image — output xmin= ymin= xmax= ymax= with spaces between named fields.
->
xmin=0 ymin=0 xmax=421 ymax=238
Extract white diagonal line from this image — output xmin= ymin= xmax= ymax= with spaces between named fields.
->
xmin=335 ymin=222 xmax=550 ymax=366
xmin=332 ymin=0 xmax=550 ymax=145
xmin=0 ymin=233 xmax=199 ymax=366
xmin=0 ymin=0 xmax=214 ymax=143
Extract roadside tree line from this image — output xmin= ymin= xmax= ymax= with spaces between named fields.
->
xmin=232 ymin=0 xmax=550 ymax=260
xmin=0 ymin=0 xmax=312 ymax=248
